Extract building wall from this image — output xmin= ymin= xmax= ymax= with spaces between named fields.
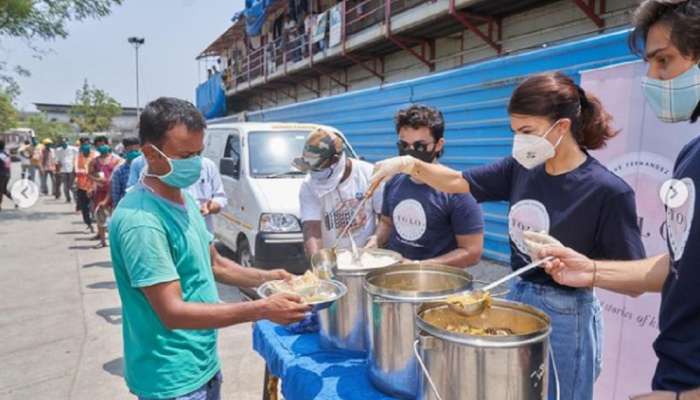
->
xmin=36 ymin=109 xmax=138 ymax=135
xmin=243 ymin=29 xmax=639 ymax=262
xmin=243 ymin=0 xmax=637 ymax=111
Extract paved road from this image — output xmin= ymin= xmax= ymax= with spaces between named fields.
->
xmin=0 ymin=163 xmax=264 ymax=400
xmin=0 ymin=162 xmax=509 ymax=400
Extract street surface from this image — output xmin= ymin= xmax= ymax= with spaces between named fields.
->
xmin=0 ymin=162 xmax=508 ymax=400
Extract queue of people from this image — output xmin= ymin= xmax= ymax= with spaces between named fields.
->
xmin=103 ymin=1 xmax=700 ymax=399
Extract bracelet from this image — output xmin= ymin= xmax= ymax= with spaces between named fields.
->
xmin=591 ymin=260 xmax=597 ymax=288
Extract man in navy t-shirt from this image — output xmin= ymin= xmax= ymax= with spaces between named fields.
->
xmin=541 ymin=1 xmax=700 ymax=397
xmin=368 ymin=105 xmax=484 ymax=267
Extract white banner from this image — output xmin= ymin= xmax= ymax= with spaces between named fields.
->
xmin=312 ymin=11 xmax=328 ymax=44
xmin=582 ymin=61 xmax=699 ymax=398
xmin=329 ymin=5 xmax=342 ymax=47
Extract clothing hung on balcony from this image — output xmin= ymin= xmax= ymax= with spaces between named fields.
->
xmin=245 ymin=0 xmax=278 ymax=36
xmin=288 ymin=0 xmax=308 ymax=26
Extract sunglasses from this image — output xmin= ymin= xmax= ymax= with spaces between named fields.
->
xmin=396 ymin=140 xmax=435 ymax=153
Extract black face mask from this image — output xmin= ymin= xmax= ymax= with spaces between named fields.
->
xmin=397 ymin=140 xmax=439 ymax=163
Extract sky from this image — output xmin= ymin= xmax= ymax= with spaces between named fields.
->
xmin=3 ymin=0 xmax=245 ymax=112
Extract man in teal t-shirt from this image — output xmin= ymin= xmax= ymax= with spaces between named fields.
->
xmin=110 ymin=97 xmax=311 ymax=400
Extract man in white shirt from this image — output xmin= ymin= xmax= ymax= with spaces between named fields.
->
xmin=54 ymin=137 xmax=79 ymax=203
xmin=186 ymin=157 xmax=228 ymax=233
xmin=294 ymin=128 xmax=383 ymax=258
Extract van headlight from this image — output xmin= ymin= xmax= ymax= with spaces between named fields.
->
xmin=259 ymin=213 xmax=301 ymax=233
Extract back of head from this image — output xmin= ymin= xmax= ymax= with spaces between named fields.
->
xmin=0 ymin=140 xmax=5 ymax=151
xmin=139 ymin=97 xmax=206 ymax=145
xmin=508 ymin=72 xmax=618 ymax=150
xmin=121 ymin=136 xmax=140 ymax=147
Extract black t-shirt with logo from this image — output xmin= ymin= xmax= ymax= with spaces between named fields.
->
xmin=382 ymin=174 xmax=483 ymax=260
xmin=653 ymin=135 xmax=700 ymax=391
xmin=462 ymin=155 xmax=646 ymax=289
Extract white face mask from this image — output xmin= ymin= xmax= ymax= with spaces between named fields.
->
xmin=512 ymin=120 xmax=563 ymax=170
xmin=308 ymin=152 xmax=347 ymax=197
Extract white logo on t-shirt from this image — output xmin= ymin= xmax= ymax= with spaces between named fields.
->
xmin=666 ymin=178 xmax=696 ymax=264
xmin=509 ymin=199 xmax=551 ymax=257
xmin=393 ymin=199 xmax=427 ymax=242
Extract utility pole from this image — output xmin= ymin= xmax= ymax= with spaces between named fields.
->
xmin=127 ymin=37 xmax=145 ymax=119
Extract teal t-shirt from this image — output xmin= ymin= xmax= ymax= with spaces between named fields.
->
xmin=109 ymin=184 xmax=221 ymax=399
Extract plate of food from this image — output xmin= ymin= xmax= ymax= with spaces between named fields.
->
xmin=256 ymin=271 xmax=348 ymax=312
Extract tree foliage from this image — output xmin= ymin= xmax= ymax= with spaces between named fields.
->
xmin=69 ymin=80 xmax=121 ymax=133
xmin=0 ymin=90 xmax=18 ymax=132
xmin=22 ymin=112 xmax=73 ymax=141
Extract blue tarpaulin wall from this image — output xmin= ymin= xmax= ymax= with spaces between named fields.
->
xmin=247 ymin=29 xmax=638 ymax=263
xmin=245 ymin=0 xmax=275 ymax=36
xmin=196 ymin=72 xmax=227 ymax=120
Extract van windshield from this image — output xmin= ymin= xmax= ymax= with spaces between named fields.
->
xmin=248 ymin=131 xmax=309 ymax=178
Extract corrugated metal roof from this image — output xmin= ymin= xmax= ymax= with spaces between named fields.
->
xmin=245 ymin=29 xmax=638 ymax=263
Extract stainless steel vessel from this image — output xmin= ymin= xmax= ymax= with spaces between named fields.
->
xmin=364 ymin=264 xmax=473 ymax=398
xmin=415 ymin=300 xmax=552 ymax=400
xmin=317 ymin=248 xmax=401 ymax=352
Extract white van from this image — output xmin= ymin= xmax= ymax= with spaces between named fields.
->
xmin=203 ymin=122 xmax=358 ymax=274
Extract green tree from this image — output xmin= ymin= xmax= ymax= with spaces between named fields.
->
xmin=23 ymin=112 xmax=73 ymax=142
xmin=0 ymin=91 xmax=18 ymax=132
xmin=69 ymin=80 xmax=121 ymax=133
xmin=0 ymin=0 xmax=122 ymax=97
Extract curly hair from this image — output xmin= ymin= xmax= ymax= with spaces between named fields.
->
xmin=394 ymin=104 xmax=445 ymax=141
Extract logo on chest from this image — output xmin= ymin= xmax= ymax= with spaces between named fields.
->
xmin=663 ymin=178 xmax=696 ymax=265
xmin=509 ymin=199 xmax=551 ymax=257
xmin=393 ymin=199 xmax=427 ymax=241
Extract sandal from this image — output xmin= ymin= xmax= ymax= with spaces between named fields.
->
xmin=94 ymin=242 xmax=109 ymax=249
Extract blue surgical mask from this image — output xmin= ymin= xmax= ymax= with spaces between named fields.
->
xmin=641 ymin=64 xmax=700 ymax=123
xmin=145 ymin=144 xmax=202 ymax=189
xmin=125 ymin=150 xmax=141 ymax=162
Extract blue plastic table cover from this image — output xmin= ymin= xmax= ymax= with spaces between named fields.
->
xmin=252 ymin=320 xmax=398 ymax=400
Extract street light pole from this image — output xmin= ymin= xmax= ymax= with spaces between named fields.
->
xmin=127 ymin=37 xmax=145 ymax=119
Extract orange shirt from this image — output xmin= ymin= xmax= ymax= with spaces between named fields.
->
xmin=75 ymin=152 xmax=95 ymax=191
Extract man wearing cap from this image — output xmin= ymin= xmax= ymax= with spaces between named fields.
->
xmin=294 ymin=128 xmax=383 ymax=257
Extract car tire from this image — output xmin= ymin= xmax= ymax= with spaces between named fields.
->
xmin=237 ymin=239 xmax=254 ymax=268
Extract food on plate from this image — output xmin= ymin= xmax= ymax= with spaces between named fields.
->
xmin=337 ymin=250 xmax=397 ymax=270
xmin=267 ymin=271 xmax=335 ymax=303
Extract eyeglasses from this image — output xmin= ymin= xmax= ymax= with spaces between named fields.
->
xmin=396 ymin=140 xmax=435 ymax=153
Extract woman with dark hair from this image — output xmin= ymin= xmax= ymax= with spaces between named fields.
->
xmin=535 ymin=1 xmax=700 ymax=398
xmin=371 ymin=73 xmax=646 ymax=400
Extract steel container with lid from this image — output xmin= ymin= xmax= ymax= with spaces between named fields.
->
xmin=317 ymin=248 xmax=402 ymax=352
xmin=415 ymin=300 xmax=552 ymax=400
xmin=364 ymin=264 xmax=473 ymax=398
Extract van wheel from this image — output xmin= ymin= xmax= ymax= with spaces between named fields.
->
xmin=237 ymin=239 xmax=254 ymax=268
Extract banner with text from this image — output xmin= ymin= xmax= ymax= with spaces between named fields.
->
xmin=582 ymin=60 xmax=699 ymax=398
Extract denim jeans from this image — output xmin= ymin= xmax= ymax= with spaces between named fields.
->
xmin=138 ymin=371 xmax=222 ymax=400
xmin=508 ymin=279 xmax=602 ymax=400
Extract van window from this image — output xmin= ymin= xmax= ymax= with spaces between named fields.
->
xmin=222 ymin=134 xmax=241 ymax=179
xmin=203 ymin=129 xmax=230 ymax=163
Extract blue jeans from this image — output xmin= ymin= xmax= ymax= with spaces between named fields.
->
xmin=138 ymin=371 xmax=222 ymax=400
xmin=508 ymin=280 xmax=602 ymax=400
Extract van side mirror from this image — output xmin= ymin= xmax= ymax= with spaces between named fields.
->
xmin=220 ymin=157 xmax=240 ymax=179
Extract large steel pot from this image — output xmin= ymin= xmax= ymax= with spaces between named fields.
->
xmin=364 ymin=264 xmax=473 ymax=399
xmin=415 ymin=300 xmax=552 ymax=400
xmin=317 ymin=248 xmax=401 ymax=352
